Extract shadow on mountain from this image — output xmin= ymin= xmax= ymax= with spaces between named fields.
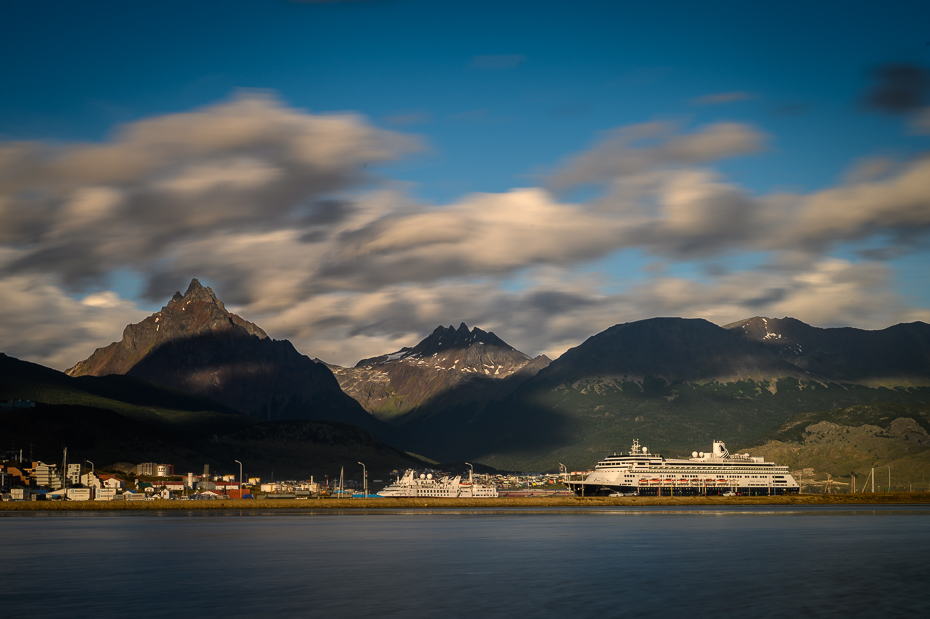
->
xmin=393 ymin=370 xmax=575 ymax=467
xmin=3 ymin=402 xmax=428 ymax=481
xmin=71 ymin=374 xmax=242 ymax=416
xmin=124 ymin=331 xmax=400 ymax=445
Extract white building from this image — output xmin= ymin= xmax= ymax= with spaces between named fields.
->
xmin=66 ymin=464 xmax=81 ymax=486
xmin=34 ymin=462 xmax=61 ymax=490
xmin=81 ymin=472 xmax=103 ymax=488
xmin=103 ymin=477 xmax=125 ymax=490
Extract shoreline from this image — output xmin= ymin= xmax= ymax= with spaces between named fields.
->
xmin=2 ymin=492 xmax=929 ymax=511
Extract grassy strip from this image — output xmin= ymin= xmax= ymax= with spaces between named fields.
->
xmin=3 ymin=493 xmax=930 ymax=511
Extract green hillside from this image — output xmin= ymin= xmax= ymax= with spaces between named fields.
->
xmin=399 ymin=376 xmax=930 ymax=471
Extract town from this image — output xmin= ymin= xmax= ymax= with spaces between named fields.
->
xmin=0 ymin=450 xmax=579 ymax=502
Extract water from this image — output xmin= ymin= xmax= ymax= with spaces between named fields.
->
xmin=2 ymin=505 xmax=928 ymax=618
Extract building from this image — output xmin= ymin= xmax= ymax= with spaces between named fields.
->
xmin=0 ymin=399 xmax=36 ymax=408
xmin=95 ymin=488 xmax=117 ymax=501
xmin=135 ymin=463 xmax=156 ymax=476
xmin=81 ymin=472 xmax=102 ymax=488
xmin=66 ymin=464 xmax=81 ymax=486
xmin=11 ymin=488 xmax=39 ymax=501
xmin=33 ymin=462 xmax=61 ymax=490
xmin=98 ymin=475 xmax=125 ymax=490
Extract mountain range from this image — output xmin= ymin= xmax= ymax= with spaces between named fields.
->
xmin=5 ymin=279 xmax=930 ymax=479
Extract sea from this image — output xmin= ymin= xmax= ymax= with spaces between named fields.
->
xmin=2 ymin=505 xmax=928 ymax=618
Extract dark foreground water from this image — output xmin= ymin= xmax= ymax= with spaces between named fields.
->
xmin=2 ymin=505 xmax=929 ymax=618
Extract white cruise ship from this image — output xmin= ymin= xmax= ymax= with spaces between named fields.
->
xmin=569 ymin=439 xmax=799 ymax=497
xmin=377 ymin=470 xmax=498 ymax=498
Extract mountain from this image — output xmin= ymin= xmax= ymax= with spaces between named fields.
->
xmin=325 ymin=323 xmax=550 ymax=419
xmin=540 ymin=317 xmax=812 ymax=384
xmin=725 ymin=317 xmax=930 ymax=386
xmin=394 ymin=317 xmax=930 ymax=471
xmin=66 ymin=279 xmax=395 ymax=441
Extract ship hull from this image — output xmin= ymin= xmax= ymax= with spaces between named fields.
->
xmin=568 ymin=483 xmax=800 ymax=497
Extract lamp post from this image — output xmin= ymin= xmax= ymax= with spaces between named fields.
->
xmin=358 ymin=462 xmax=366 ymax=497
xmin=465 ymin=462 xmax=474 ymax=486
xmin=887 ymin=464 xmax=891 ymax=494
xmin=235 ymin=460 xmax=243 ymax=499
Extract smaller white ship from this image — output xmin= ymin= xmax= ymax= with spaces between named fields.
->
xmin=377 ymin=470 xmax=498 ymax=498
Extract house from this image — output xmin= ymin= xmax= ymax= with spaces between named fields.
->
xmin=100 ymin=476 xmax=126 ymax=490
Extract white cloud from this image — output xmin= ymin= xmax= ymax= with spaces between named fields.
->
xmin=0 ymin=271 xmax=142 ymax=370
xmin=1 ymin=96 xmax=929 ymax=370
xmin=0 ymin=93 xmax=420 ymax=288
xmin=548 ymin=121 xmax=767 ymax=189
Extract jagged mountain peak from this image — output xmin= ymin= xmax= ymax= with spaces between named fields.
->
xmin=63 ymin=280 xmax=389 ymax=438
xmin=410 ymin=323 xmax=515 ymax=357
xmin=66 ymin=278 xmax=267 ymax=377
xmin=354 ymin=323 xmax=523 ymax=368
xmin=334 ymin=323 xmax=548 ymax=418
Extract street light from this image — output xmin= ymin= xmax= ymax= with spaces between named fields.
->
xmin=465 ymin=462 xmax=474 ymax=485
xmin=358 ymin=462 xmax=366 ymax=497
xmin=887 ymin=464 xmax=891 ymax=494
xmin=235 ymin=460 xmax=243 ymax=499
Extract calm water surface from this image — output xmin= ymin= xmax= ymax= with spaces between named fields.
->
xmin=2 ymin=505 xmax=928 ymax=618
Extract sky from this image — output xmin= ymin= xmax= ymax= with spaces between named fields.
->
xmin=2 ymin=0 xmax=930 ymax=370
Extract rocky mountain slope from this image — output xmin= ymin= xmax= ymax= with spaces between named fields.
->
xmin=65 ymin=279 xmax=394 ymax=441
xmin=726 ymin=317 xmax=930 ymax=386
xmin=326 ymin=323 xmax=550 ymax=419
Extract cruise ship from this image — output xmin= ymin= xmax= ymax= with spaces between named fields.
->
xmin=377 ymin=470 xmax=498 ymax=498
xmin=569 ymin=439 xmax=799 ymax=497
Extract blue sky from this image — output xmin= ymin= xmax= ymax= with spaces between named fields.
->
xmin=2 ymin=0 xmax=930 ymax=368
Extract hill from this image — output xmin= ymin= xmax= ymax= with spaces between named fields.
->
xmin=743 ymin=402 xmax=930 ymax=491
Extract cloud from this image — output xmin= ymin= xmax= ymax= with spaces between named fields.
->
xmin=789 ymin=158 xmax=930 ymax=249
xmin=247 ymin=256 xmax=928 ymax=367
xmin=547 ymin=121 xmax=767 ymax=189
xmin=692 ymin=91 xmax=756 ymax=105
xmin=862 ymin=63 xmax=930 ymax=114
xmin=0 ymin=93 xmax=421 ymax=290
xmin=469 ymin=55 xmax=526 ymax=70
xmin=0 ymin=267 xmax=143 ymax=370
xmin=3 ymin=99 xmax=930 ymax=369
